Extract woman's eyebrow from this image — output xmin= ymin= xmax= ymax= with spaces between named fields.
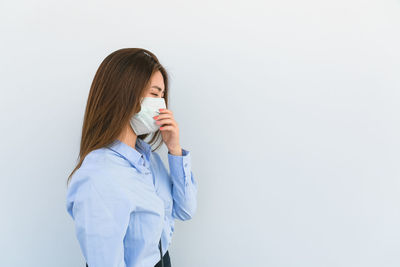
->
xmin=151 ymin=85 xmax=165 ymax=93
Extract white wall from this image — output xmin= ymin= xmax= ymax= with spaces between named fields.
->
xmin=1 ymin=0 xmax=399 ymax=266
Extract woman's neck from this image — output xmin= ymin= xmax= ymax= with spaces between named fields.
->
xmin=117 ymin=125 xmax=138 ymax=150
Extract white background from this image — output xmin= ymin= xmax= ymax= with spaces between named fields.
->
xmin=1 ymin=0 xmax=399 ymax=266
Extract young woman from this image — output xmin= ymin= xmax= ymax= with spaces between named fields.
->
xmin=65 ymin=48 xmax=198 ymax=267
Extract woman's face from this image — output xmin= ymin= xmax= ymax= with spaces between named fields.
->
xmin=144 ymin=70 xmax=165 ymax=99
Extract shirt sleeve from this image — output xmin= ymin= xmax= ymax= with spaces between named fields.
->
xmin=167 ymin=148 xmax=198 ymax=220
xmin=66 ymin=177 xmax=131 ymax=267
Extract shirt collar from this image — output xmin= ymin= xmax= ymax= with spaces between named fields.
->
xmin=135 ymin=137 xmax=152 ymax=160
xmin=107 ymin=138 xmax=152 ymax=168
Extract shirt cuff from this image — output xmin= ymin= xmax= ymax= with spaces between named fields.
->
xmin=167 ymin=148 xmax=191 ymax=186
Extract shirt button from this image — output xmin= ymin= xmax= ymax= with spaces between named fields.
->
xmin=184 ymin=163 xmax=188 ymax=167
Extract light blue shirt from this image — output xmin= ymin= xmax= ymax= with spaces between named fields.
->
xmin=66 ymin=138 xmax=198 ymax=267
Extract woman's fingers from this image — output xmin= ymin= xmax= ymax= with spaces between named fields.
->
xmin=158 ymin=108 xmax=172 ymax=115
xmin=154 ymin=108 xmax=177 ymax=129
xmin=159 ymin=125 xmax=174 ymax=131
xmin=154 ymin=113 xmax=172 ymax=120
xmin=156 ymin=118 xmax=176 ymax=127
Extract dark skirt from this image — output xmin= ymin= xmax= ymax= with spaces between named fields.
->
xmin=85 ymin=250 xmax=171 ymax=267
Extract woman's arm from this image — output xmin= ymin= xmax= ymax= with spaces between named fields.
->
xmin=167 ymin=148 xmax=198 ymax=220
xmin=154 ymin=108 xmax=198 ymax=220
xmin=66 ymin=176 xmax=130 ymax=267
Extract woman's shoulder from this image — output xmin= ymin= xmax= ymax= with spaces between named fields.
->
xmin=66 ymin=148 xmax=137 ymax=197
xmin=82 ymin=147 xmax=131 ymax=169
xmin=65 ymin=155 xmax=135 ymax=218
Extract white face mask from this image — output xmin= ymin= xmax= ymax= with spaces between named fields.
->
xmin=130 ymin=97 xmax=167 ymax=135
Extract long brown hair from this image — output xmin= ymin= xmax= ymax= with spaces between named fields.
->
xmin=67 ymin=48 xmax=169 ymax=185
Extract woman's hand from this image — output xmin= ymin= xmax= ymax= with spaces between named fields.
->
xmin=153 ymin=108 xmax=182 ymax=156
